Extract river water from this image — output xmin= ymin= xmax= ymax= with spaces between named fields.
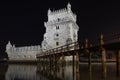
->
xmin=0 ymin=62 xmax=119 ymax=80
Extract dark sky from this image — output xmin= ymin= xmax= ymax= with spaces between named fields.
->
xmin=0 ymin=0 xmax=120 ymax=57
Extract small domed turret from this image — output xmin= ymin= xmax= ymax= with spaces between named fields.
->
xmin=6 ymin=41 xmax=12 ymax=51
xmin=67 ymin=2 xmax=71 ymax=11
xmin=48 ymin=8 xmax=51 ymax=15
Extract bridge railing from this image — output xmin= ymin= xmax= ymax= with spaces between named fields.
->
xmin=79 ymin=33 xmax=120 ymax=49
xmin=36 ymin=33 xmax=120 ymax=58
xmin=36 ymin=42 xmax=79 ymax=58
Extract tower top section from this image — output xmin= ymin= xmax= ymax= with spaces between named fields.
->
xmin=7 ymin=41 xmax=12 ymax=46
xmin=6 ymin=41 xmax=12 ymax=51
xmin=67 ymin=2 xmax=71 ymax=11
xmin=46 ymin=2 xmax=77 ymax=23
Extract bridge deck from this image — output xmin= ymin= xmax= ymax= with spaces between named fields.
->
xmin=37 ymin=33 xmax=120 ymax=58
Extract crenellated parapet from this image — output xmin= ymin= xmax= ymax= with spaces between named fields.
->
xmin=48 ymin=8 xmax=67 ymax=15
xmin=10 ymin=45 xmax=42 ymax=52
xmin=44 ymin=17 xmax=74 ymax=26
xmin=48 ymin=8 xmax=76 ymax=18
xmin=47 ymin=3 xmax=77 ymax=23
xmin=48 ymin=2 xmax=72 ymax=15
xmin=6 ymin=41 xmax=42 ymax=60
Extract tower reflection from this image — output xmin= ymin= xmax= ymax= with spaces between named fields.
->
xmin=5 ymin=64 xmax=41 ymax=80
xmin=0 ymin=63 xmax=8 ymax=80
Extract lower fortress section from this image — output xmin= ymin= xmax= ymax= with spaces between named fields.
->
xmin=6 ymin=42 xmax=42 ymax=62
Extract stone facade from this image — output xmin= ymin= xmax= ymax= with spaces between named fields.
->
xmin=6 ymin=3 xmax=79 ymax=61
xmin=41 ymin=3 xmax=79 ymax=61
xmin=42 ymin=3 xmax=79 ymax=50
xmin=6 ymin=41 xmax=42 ymax=61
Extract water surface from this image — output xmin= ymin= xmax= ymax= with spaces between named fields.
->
xmin=0 ymin=63 xmax=119 ymax=80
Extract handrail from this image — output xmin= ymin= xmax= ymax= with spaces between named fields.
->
xmin=36 ymin=42 xmax=79 ymax=57
xmin=37 ymin=33 xmax=120 ymax=58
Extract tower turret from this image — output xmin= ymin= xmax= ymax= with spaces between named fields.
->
xmin=6 ymin=41 xmax=12 ymax=51
xmin=48 ymin=8 xmax=51 ymax=15
xmin=67 ymin=2 xmax=71 ymax=11
xmin=42 ymin=3 xmax=79 ymax=50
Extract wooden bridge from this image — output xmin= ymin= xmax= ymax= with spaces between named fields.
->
xmin=36 ymin=33 xmax=120 ymax=79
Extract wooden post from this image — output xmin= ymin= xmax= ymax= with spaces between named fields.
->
xmin=76 ymin=51 xmax=80 ymax=80
xmin=49 ymin=55 xmax=52 ymax=73
xmin=85 ymin=38 xmax=88 ymax=49
xmin=85 ymin=38 xmax=92 ymax=71
xmin=53 ymin=55 xmax=56 ymax=67
xmin=62 ymin=61 xmax=65 ymax=80
xmin=62 ymin=46 xmax=66 ymax=66
xmin=101 ymin=48 xmax=107 ymax=78
xmin=72 ymin=53 xmax=75 ymax=80
xmin=116 ymin=50 xmax=120 ymax=77
xmin=100 ymin=33 xmax=107 ymax=78
xmin=74 ymin=42 xmax=80 ymax=80
xmin=89 ymin=70 xmax=92 ymax=80
xmin=89 ymin=52 xmax=92 ymax=72
xmin=62 ymin=54 xmax=65 ymax=66
xmin=76 ymin=51 xmax=79 ymax=72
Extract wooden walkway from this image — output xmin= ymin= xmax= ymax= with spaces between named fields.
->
xmin=36 ymin=33 xmax=120 ymax=78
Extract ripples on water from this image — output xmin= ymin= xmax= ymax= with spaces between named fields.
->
xmin=0 ymin=62 xmax=120 ymax=80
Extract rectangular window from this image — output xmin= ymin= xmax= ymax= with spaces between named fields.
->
xmin=56 ymin=34 xmax=59 ymax=37
xmin=56 ymin=42 xmax=59 ymax=46
xmin=56 ymin=26 xmax=59 ymax=29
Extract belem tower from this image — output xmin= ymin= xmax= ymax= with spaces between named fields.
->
xmin=6 ymin=3 xmax=79 ymax=61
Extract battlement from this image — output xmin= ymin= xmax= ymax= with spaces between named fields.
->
xmin=48 ymin=3 xmax=72 ymax=15
xmin=48 ymin=8 xmax=67 ymax=15
xmin=12 ymin=45 xmax=42 ymax=52
xmin=47 ymin=3 xmax=77 ymax=22
xmin=44 ymin=18 xmax=73 ymax=26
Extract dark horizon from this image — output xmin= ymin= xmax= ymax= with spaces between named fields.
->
xmin=0 ymin=0 xmax=120 ymax=58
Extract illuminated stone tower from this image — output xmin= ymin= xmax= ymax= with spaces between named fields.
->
xmin=5 ymin=3 xmax=79 ymax=61
xmin=42 ymin=3 xmax=79 ymax=51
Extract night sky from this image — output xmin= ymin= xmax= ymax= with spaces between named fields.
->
xmin=0 ymin=0 xmax=120 ymax=58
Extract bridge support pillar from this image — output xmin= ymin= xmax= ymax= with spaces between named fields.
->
xmin=61 ymin=46 xmax=66 ymax=68
xmin=76 ymin=51 xmax=80 ymax=80
xmin=61 ymin=54 xmax=66 ymax=67
xmin=49 ymin=56 xmax=52 ymax=73
xmin=89 ymin=70 xmax=92 ymax=80
xmin=61 ymin=63 xmax=65 ymax=80
xmin=53 ymin=55 xmax=56 ymax=68
xmin=76 ymin=51 xmax=79 ymax=72
xmin=101 ymin=48 xmax=107 ymax=78
xmin=117 ymin=50 xmax=120 ymax=77
xmin=72 ymin=54 xmax=75 ymax=80
xmin=89 ymin=52 xmax=92 ymax=72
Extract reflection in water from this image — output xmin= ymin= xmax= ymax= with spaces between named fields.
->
xmin=89 ymin=71 xmax=92 ymax=80
xmin=80 ymin=63 xmax=120 ymax=80
xmin=0 ymin=63 xmax=8 ymax=80
xmin=5 ymin=64 xmax=42 ymax=80
xmin=0 ymin=63 xmax=119 ymax=80
xmin=37 ymin=63 xmax=73 ymax=80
